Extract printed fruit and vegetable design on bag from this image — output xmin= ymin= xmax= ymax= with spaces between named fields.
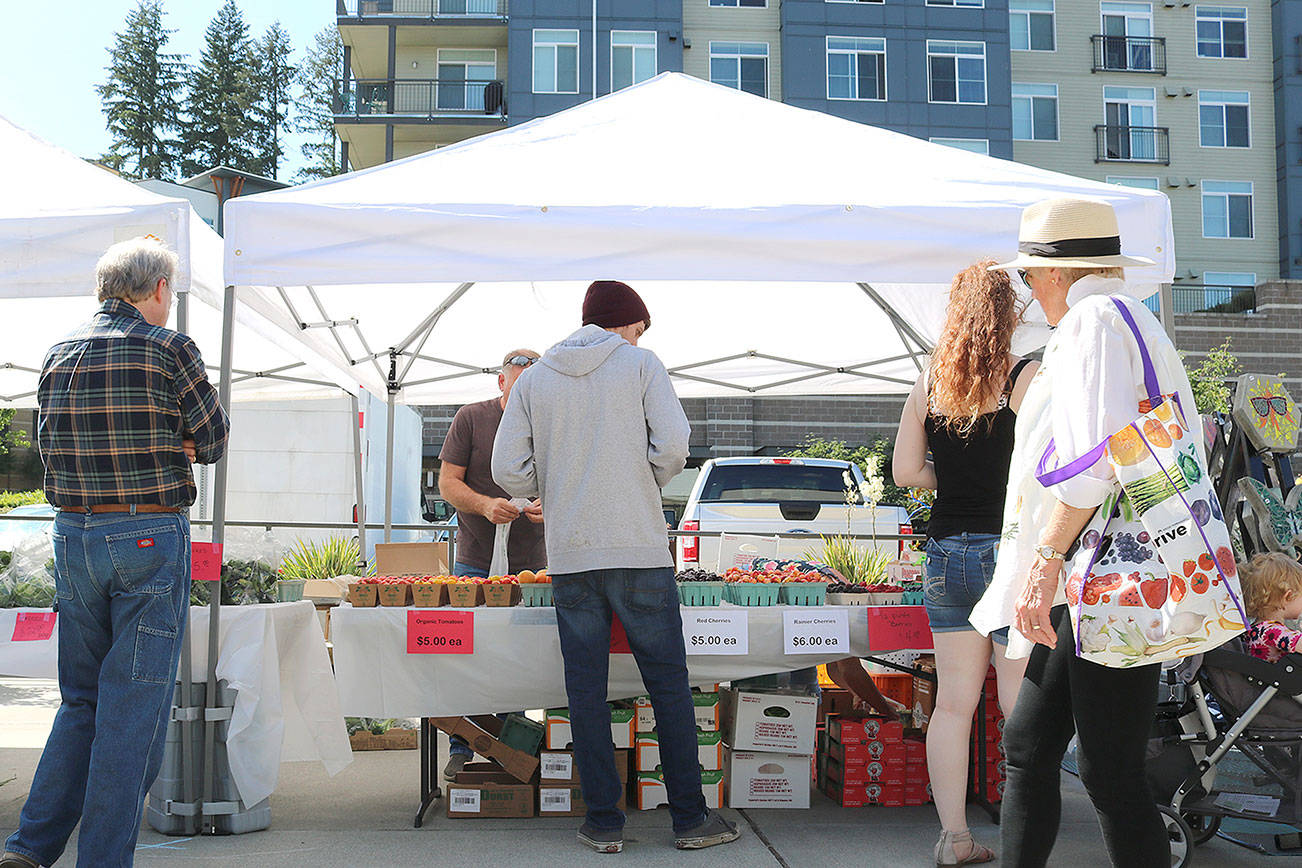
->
xmin=1065 ymin=543 xmax=1245 ymax=663
xmin=1107 ymin=404 xmax=1207 ymax=517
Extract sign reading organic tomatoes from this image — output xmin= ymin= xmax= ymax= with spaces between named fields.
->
xmin=407 ymin=610 xmax=473 ymax=654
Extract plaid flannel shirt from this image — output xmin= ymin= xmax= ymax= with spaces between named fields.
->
xmin=37 ymin=298 xmax=230 ymax=509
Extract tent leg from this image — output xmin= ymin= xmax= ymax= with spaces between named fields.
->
xmin=351 ymin=392 xmax=368 ymax=567
xmin=384 ymin=391 xmax=395 ymax=543
xmin=174 ymin=289 xmax=198 ymax=832
xmin=202 ymin=285 xmax=236 ymax=832
xmin=856 ymin=282 xmax=933 ymax=370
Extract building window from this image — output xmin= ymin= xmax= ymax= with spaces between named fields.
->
xmin=1106 ymin=176 xmax=1160 ymax=190
xmin=1103 ymin=85 xmax=1157 ymax=160
xmin=611 ymin=31 xmax=656 ymax=92
xmin=1202 ymin=180 xmax=1254 ymax=239
xmin=710 ymin=42 xmax=769 ymax=97
xmin=1196 ymin=6 xmax=1248 ymax=58
xmin=1199 ymin=90 xmax=1250 ymax=148
xmin=827 ymin=0 xmax=885 ymax=4
xmin=927 ymin=0 xmax=984 ymax=6
xmin=927 ymin=41 xmax=986 ymax=104
xmin=710 ymin=0 xmax=766 ymax=6
xmin=930 ymin=137 xmax=989 ymax=155
xmin=434 ymin=49 xmax=497 ymax=112
xmin=1100 ymin=2 xmax=1155 ymax=71
xmin=1010 ymin=0 xmax=1055 ymax=51
xmin=533 ymin=29 xmax=579 ymax=94
xmin=1012 ymin=83 xmax=1058 ymax=141
xmin=827 ymin=36 xmax=886 ymax=101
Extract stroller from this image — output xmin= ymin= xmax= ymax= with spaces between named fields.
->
xmin=1146 ymin=636 xmax=1302 ymax=867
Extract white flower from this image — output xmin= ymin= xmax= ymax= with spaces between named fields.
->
xmin=859 ymin=476 xmax=885 ymax=508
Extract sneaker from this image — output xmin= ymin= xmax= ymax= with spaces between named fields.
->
xmin=1 ymin=852 xmax=40 ymax=868
xmin=442 ymin=753 xmax=470 ymax=781
xmin=577 ymin=822 xmax=624 ymax=854
xmin=675 ymin=810 xmax=741 ymax=850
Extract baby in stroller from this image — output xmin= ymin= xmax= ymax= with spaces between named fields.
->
xmin=1242 ymin=552 xmax=1302 ymax=666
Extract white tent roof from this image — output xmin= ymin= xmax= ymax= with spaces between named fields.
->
xmin=223 ymin=73 xmax=1175 ymax=402
xmin=0 ymin=115 xmax=361 ymax=406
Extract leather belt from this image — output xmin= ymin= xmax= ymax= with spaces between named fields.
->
xmin=59 ymin=504 xmax=184 ymax=514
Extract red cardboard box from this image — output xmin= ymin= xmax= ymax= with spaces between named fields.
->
xmin=822 ymin=779 xmax=865 ymax=808
xmin=827 ymin=738 xmax=870 ymax=764
xmin=827 ymin=716 xmax=866 ymax=745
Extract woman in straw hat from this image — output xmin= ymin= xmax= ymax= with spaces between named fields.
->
xmin=970 ymin=197 xmax=1197 ymax=867
xmin=893 ymin=261 xmax=1038 ymax=866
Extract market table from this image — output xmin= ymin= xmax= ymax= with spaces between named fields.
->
xmin=330 ymin=601 xmax=933 ymax=825
xmin=0 ymin=601 xmax=352 ymax=806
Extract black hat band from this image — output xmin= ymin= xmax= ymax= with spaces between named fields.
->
xmin=1018 ymin=235 xmax=1122 ymax=258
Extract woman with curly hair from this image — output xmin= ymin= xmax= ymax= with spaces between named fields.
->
xmin=893 ymin=260 xmax=1038 ymax=866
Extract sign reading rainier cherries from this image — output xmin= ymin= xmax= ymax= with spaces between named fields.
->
xmin=681 ymin=610 xmax=749 ymax=655
xmin=782 ymin=608 xmax=849 ymax=656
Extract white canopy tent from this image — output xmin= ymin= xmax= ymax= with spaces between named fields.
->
xmin=0 ymin=114 xmax=365 ymax=833
xmin=222 ymin=73 xmax=1175 ymax=535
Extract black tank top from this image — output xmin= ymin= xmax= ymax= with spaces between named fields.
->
xmin=923 ymin=359 xmax=1032 ymax=540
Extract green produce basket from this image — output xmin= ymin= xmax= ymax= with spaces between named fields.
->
xmin=520 ymin=584 xmax=554 ymax=607
xmin=275 ymin=579 xmax=306 ymax=603
xmin=499 ymin=713 xmax=544 ymax=756
xmin=779 ymin=582 xmax=829 ymax=606
xmin=724 ymin=582 xmax=781 ymax=606
xmin=678 ymin=581 xmax=725 ymax=606
xmin=902 ymin=590 xmax=924 ymax=606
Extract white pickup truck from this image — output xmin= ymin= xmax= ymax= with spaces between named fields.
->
xmin=674 ymin=457 xmax=908 ymax=572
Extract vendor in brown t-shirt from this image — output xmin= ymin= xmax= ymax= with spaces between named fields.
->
xmin=438 ymin=349 xmax=547 ymax=779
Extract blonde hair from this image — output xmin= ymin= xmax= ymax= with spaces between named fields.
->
xmin=95 ymin=237 xmax=178 ymax=303
xmin=1058 ymin=266 xmax=1124 ymax=285
xmin=1241 ymin=552 xmax=1302 ymax=620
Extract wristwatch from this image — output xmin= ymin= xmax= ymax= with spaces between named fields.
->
xmin=1034 ymin=544 xmax=1066 ymax=563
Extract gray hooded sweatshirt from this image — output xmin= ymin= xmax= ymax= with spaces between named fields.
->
xmin=491 ymin=325 xmax=690 ymax=575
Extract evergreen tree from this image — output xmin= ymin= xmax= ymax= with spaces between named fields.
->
xmin=249 ymin=21 xmax=296 ymax=179
xmin=96 ymin=0 xmax=186 ymax=180
xmin=180 ymin=0 xmax=257 ymax=176
xmin=293 ymin=27 xmax=345 ymax=182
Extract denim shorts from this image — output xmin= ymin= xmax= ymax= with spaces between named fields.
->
xmin=924 ymin=532 xmax=1008 ymax=643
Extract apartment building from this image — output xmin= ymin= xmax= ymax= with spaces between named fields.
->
xmin=1274 ymin=0 xmax=1302 ymax=279
xmin=1009 ymin=1 xmax=1279 ymax=313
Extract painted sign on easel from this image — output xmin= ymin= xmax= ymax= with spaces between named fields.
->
xmin=1231 ymin=374 xmax=1299 ymax=453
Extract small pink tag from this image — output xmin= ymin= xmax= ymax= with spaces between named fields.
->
xmin=12 ymin=611 xmax=56 ymax=642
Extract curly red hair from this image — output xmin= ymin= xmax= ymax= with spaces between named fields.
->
xmin=929 ymin=261 xmax=1025 ymax=434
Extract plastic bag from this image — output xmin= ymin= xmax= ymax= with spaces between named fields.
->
xmin=488 ymin=498 xmax=532 ymax=577
xmin=2 ymin=531 xmax=56 ymax=608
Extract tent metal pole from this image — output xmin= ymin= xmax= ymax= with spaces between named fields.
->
xmin=1157 ymin=283 xmax=1176 ymax=336
xmin=394 ymin=282 xmax=474 ymax=355
xmin=201 ymin=284 xmax=237 ymax=832
xmin=175 ymin=289 xmax=196 ymax=833
xmin=384 ymin=389 xmax=396 ymax=543
xmin=856 ymin=282 xmax=934 ymax=365
xmin=351 ymin=392 xmax=368 ymax=567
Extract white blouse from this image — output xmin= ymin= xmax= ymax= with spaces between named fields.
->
xmin=969 ymin=275 xmax=1200 ymax=659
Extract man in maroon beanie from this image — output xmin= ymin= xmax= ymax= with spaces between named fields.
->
xmin=493 ymin=281 xmax=740 ymax=854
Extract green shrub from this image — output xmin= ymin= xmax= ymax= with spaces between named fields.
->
xmin=0 ymin=490 xmax=46 ymax=512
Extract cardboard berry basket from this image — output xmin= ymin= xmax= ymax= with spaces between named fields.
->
xmin=447 ymin=581 xmax=483 ymax=607
xmin=411 ymin=581 xmax=447 ymax=607
xmin=377 ymin=582 xmax=412 ymax=607
xmin=347 ymin=582 xmax=379 ymax=608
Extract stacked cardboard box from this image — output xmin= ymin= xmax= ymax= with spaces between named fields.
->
xmin=634 ymin=690 xmax=725 ymax=810
xmin=545 ymin=705 xmax=636 ymax=751
xmin=720 ymin=689 xmax=817 ymax=809
xmin=818 ymin=715 xmax=930 ymax=807
xmin=537 ymin=749 xmax=631 ymax=817
xmin=447 ymin=763 xmax=537 ymax=818
xmin=911 ymin=655 xmax=937 ymax=732
xmin=970 ymin=669 xmax=1006 ymax=805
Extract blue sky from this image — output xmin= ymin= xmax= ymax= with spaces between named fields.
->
xmin=0 ymin=1 xmax=335 ymax=179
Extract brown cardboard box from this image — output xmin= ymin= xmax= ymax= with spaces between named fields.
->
xmin=539 ymin=784 xmax=626 ymax=817
xmin=912 ymin=656 xmax=937 ymax=732
xmin=447 ymin=772 xmax=536 ymax=818
xmin=375 ymin=541 xmax=450 ymax=577
xmin=539 ymin=749 xmax=630 ymax=786
xmin=431 ymin=717 xmax=539 ymax=783
xmin=349 ymin=728 xmax=417 ymax=751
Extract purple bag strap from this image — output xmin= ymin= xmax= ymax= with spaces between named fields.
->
xmin=1036 ymin=296 xmax=1162 ymax=487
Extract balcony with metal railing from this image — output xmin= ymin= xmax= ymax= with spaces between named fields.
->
xmin=1143 ymin=284 xmax=1257 ymax=315
xmin=1094 ymin=125 xmax=1170 ymax=164
xmin=1091 ymin=35 xmax=1166 ymax=74
xmin=334 ymin=78 xmax=506 ymax=119
xmin=338 ymin=0 xmax=508 ymax=19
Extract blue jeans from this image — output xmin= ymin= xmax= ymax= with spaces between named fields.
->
xmin=552 ymin=567 xmax=707 ymax=834
xmin=924 ymin=533 xmax=1009 ymax=643
xmin=7 ymin=511 xmax=190 ymax=868
xmin=449 ymin=562 xmax=492 ymax=758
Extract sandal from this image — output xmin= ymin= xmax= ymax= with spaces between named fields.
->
xmin=935 ymin=829 xmax=995 ymax=866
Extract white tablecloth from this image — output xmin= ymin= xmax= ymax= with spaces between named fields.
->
xmin=0 ymin=602 xmax=351 ymax=806
xmin=332 ymin=604 xmax=921 ymax=717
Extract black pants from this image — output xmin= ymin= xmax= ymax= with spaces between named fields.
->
xmin=1000 ymin=605 xmax=1168 ymax=868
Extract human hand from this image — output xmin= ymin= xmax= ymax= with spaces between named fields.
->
xmin=1014 ymin=559 xmax=1061 ymax=648
xmin=524 ymin=500 xmax=544 ymax=524
xmin=182 ymin=439 xmax=197 ymax=462
xmin=483 ymin=498 xmax=522 ymax=524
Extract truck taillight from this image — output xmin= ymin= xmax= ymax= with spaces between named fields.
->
xmin=681 ymin=520 xmax=699 ymax=563
xmin=898 ymin=523 xmax=912 ymax=558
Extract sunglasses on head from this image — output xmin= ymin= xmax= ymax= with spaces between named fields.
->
xmin=1018 ymin=269 xmax=1032 ymax=289
xmin=504 ymin=355 xmax=537 ymax=369
xmin=1250 ymin=396 xmax=1290 ymax=417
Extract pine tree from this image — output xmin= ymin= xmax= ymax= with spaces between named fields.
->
xmin=96 ymin=0 xmax=186 ymax=180
xmin=180 ymin=0 xmax=257 ymax=176
xmin=293 ymin=27 xmax=345 ymax=182
xmin=249 ymin=21 xmax=295 ymax=179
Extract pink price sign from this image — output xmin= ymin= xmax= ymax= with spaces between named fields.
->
xmin=867 ymin=606 xmax=933 ymax=652
xmin=191 ymin=542 xmax=222 ymax=583
xmin=407 ymin=610 xmax=474 ymax=654
xmin=12 ymin=612 xmax=56 ymax=642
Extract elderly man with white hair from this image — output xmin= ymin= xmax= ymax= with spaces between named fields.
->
xmin=3 ymin=237 xmax=229 ymax=868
